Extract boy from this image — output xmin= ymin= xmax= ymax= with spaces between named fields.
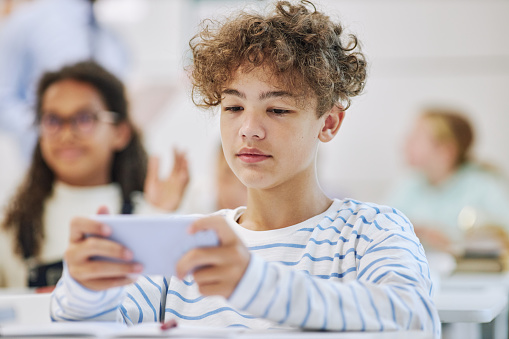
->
xmin=51 ymin=1 xmax=440 ymax=336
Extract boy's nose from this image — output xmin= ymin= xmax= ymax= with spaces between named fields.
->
xmin=239 ymin=111 xmax=265 ymax=140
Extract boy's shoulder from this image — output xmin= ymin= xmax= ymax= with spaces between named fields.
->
xmin=330 ymin=198 xmax=414 ymax=235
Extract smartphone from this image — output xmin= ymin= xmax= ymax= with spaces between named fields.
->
xmin=90 ymin=214 xmax=219 ymax=276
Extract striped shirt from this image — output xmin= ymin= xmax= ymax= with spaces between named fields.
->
xmin=50 ymin=198 xmax=440 ymax=337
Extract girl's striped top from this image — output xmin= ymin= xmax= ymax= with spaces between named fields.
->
xmin=50 ymin=198 xmax=440 ymax=338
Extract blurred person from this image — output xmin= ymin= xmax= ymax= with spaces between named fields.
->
xmin=387 ymin=108 xmax=509 ymax=253
xmin=179 ymin=144 xmax=247 ymax=214
xmin=215 ymin=145 xmax=247 ymax=210
xmin=0 ymin=0 xmax=129 ymax=161
xmin=0 ymin=62 xmax=189 ymax=288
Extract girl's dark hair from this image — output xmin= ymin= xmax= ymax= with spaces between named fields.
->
xmin=2 ymin=61 xmax=147 ymax=259
xmin=189 ymin=0 xmax=367 ymax=116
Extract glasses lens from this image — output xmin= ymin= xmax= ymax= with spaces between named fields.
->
xmin=40 ymin=114 xmax=61 ymax=135
xmin=74 ymin=111 xmax=97 ymax=134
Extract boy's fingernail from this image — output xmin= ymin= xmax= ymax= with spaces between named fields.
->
xmin=133 ymin=264 xmax=143 ymax=272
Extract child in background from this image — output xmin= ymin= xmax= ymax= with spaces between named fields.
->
xmin=387 ymin=108 xmax=509 ymax=253
xmin=214 ymin=145 xmax=247 ymax=210
xmin=0 ymin=61 xmax=189 ymax=288
xmin=179 ymin=144 xmax=247 ymax=214
xmin=51 ymin=1 xmax=440 ymax=336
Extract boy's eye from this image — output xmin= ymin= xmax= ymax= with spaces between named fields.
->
xmin=225 ymin=106 xmax=244 ymax=112
xmin=268 ymin=108 xmax=291 ymax=115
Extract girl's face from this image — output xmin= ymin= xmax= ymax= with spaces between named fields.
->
xmin=405 ymin=117 xmax=442 ymax=170
xmin=39 ymin=79 xmax=130 ymax=186
xmin=219 ymin=67 xmax=333 ymax=192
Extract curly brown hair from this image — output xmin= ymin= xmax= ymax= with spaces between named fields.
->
xmin=189 ymin=0 xmax=367 ymax=116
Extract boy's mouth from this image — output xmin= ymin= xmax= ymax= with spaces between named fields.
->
xmin=236 ymin=148 xmax=271 ymax=163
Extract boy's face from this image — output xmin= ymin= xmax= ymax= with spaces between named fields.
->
xmin=220 ymin=66 xmax=328 ymax=191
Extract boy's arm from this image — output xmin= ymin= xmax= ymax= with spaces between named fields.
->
xmin=228 ymin=218 xmax=440 ymax=337
xmin=229 ymin=237 xmax=440 ymax=336
xmin=229 ymin=248 xmax=440 ymax=333
xmin=50 ymin=264 xmax=126 ymax=323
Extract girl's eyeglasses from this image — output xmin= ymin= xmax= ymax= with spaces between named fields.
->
xmin=38 ymin=110 xmax=118 ymax=137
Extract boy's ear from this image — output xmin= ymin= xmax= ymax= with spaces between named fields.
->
xmin=318 ymin=105 xmax=345 ymax=143
xmin=112 ymin=122 xmax=132 ymax=151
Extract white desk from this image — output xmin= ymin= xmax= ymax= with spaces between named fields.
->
xmin=435 ymin=285 xmax=508 ymax=323
xmin=436 ymin=272 xmax=509 ymax=339
xmin=441 ymin=272 xmax=509 ymax=291
xmin=0 ymin=322 xmax=434 ymax=339
xmin=0 ymin=292 xmax=51 ymax=325
xmin=238 ymin=331 xmax=433 ymax=339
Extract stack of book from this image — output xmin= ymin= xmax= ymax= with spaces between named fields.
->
xmin=455 ymin=225 xmax=509 ymax=273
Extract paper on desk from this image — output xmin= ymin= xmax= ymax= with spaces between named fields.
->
xmin=0 ymin=322 xmax=127 ymax=337
xmin=0 ymin=322 xmax=242 ymax=338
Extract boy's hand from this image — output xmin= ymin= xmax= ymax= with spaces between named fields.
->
xmin=64 ymin=206 xmax=143 ymax=291
xmin=144 ymin=149 xmax=190 ymax=212
xmin=176 ymin=216 xmax=251 ymax=298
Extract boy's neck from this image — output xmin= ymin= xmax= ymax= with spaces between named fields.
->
xmin=238 ymin=181 xmax=332 ymax=231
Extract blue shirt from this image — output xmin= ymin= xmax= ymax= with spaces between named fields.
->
xmin=387 ymin=163 xmax=509 ymax=242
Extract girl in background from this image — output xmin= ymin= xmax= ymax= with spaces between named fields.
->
xmin=388 ymin=108 xmax=509 ymax=252
xmin=0 ymin=61 xmax=189 ymax=288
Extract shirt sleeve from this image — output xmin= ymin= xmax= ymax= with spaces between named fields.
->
xmin=50 ymin=264 xmax=126 ymax=323
xmin=228 ymin=215 xmax=441 ymax=338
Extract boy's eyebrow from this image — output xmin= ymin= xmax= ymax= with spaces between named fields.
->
xmin=222 ymin=89 xmax=246 ymax=99
xmin=222 ymin=89 xmax=295 ymax=100
xmin=259 ymin=91 xmax=294 ymax=100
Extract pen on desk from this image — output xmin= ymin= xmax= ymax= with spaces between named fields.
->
xmin=160 ymin=319 xmax=178 ymax=330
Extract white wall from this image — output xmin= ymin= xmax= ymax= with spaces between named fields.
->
xmin=1 ymin=0 xmax=508 ymax=208
xmin=111 ymin=0 xmax=508 ymax=204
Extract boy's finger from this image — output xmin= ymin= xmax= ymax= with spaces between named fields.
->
xmin=188 ymin=216 xmax=236 ymax=245
xmin=69 ymin=217 xmax=111 ymax=242
xmin=176 ymin=245 xmax=243 ymax=279
xmin=73 ymin=237 xmax=133 ymax=263
xmin=77 ymin=261 xmax=142 ymax=280
xmin=192 ymin=265 xmax=231 ymax=285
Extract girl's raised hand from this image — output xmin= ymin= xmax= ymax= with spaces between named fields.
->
xmin=176 ymin=216 xmax=251 ymax=298
xmin=64 ymin=206 xmax=142 ymax=291
xmin=144 ymin=149 xmax=190 ymax=212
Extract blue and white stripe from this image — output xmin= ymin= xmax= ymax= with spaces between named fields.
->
xmin=51 ymin=198 xmax=440 ymax=337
